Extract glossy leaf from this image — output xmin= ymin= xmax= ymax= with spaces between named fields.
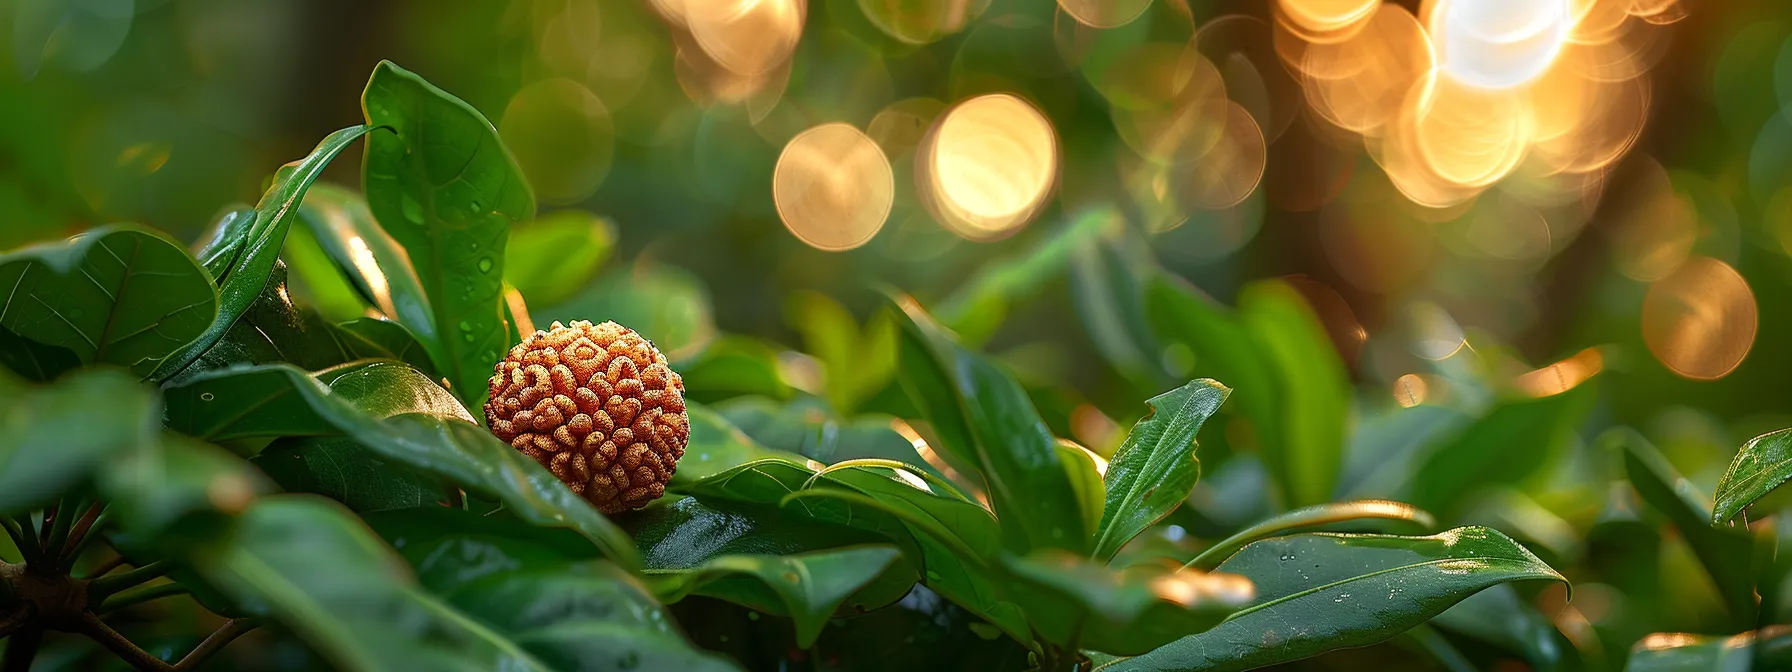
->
xmin=362 ymin=60 xmax=534 ymax=408
xmin=1619 ymin=432 xmax=1757 ymax=627
xmin=625 ymin=495 xmax=918 ymax=615
xmin=165 ymin=261 xmax=365 ymax=384
xmin=673 ymin=402 xmax=808 ymax=484
xmin=336 ymin=316 xmax=438 ymax=378
xmin=1145 ymin=274 xmax=1327 ymax=509
xmin=715 ymin=396 xmax=936 ymax=474
xmin=0 ymin=225 xmax=217 ymax=380
xmin=0 ymin=367 xmax=158 ymax=514
xmin=279 ymin=213 xmax=371 ymax=321
xmin=0 ymin=324 xmax=79 ymax=382
xmin=678 ymin=336 xmax=794 ymax=402
xmin=1059 ymin=440 xmax=1106 ymax=536
xmin=297 ymin=182 xmax=438 ymax=351
xmin=1000 ymin=551 xmax=1249 ymax=655
xmin=1093 ymin=379 xmax=1230 ymax=561
xmin=1236 ymin=281 xmax=1351 ymax=509
xmin=1098 ymin=527 xmax=1565 ymax=671
xmin=252 ymin=435 xmax=449 ymax=512
xmin=1406 ymin=385 xmax=1596 ymax=520
xmin=190 ymin=207 xmax=256 ymax=281
xmin=1714 ymin=427 xmax=1792 ymax=524
xmin=1625 ymin=626 xmax=1792 ymax=672
xmin=890 ymin=293 xmax=1087 ymax=554
xmin=190 ymin=496 xmax=554 ymax=671
xmin=161 ymin=362 xmax=638 ymax=568
xmin=1186 ymin=500 xmax=1437 ymax=571
xmin=152 ymin=125 xmax=373 ymax=382
xmin=443 ymin=561 xmax=738 ymax=672
xmin=647 ymin=545 xmax=904 ymax=647
xmin=673 ymin=458 xmax=1031 ymax=644
xmin=504 ymin=209 xmax=615 ymax=307
xmin=1431 ymin=585 xmax=1566 ymax=671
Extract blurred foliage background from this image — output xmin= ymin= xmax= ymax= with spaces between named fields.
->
xmin=10 ymin=0 xmax=1792 ymax=667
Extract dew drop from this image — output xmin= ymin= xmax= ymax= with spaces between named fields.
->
xmin=469 ymin=199 xmax=483 ymax=213
xmin=459 ymin=321 xmax=473 ymax=332
xmin=477 ymin=257 xmax=493 ymax=273
xmin=1333 ymin=593 xmax=1351 ymax=603
xmin=199 ymin=392 xmax=215 ymax=401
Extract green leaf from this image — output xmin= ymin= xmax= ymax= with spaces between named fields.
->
xmin=0 ymin=225 xmax=218 ymax=380
xmin=190 ymin=496 xmax=554 ymax=671
xmin=0 ymin=324 xmax=80 ymax=382
xmin=363 ymin=506 xmax=738 ymax=670
xmin=1406 ymin=385 xmax=1596 ymax=520
xmin=296 ymin=182 xmax=438 ymax=350
xmin=1143 ymin=275 xmax=1352 ymax=510
xmin=0 ymin=367 xmax=158 ymax=514
xmin=1431 ymin=585 xmax=1566 ymax=671
xmin=678 ymin=336 xmax=794 ymax=402
xmin=99 ymin=432 xmax=270 ymax=535
xmin=673 ymin=458 xmax=1031 ymax=644
xmin=164 ymin=261 xmax=365 ymax=384
xmin=535 ymin=262 xmax=714 ymax=363
xmin=627 ymin=495 xmax=918 ymax=615
xmin=1060 ymin=440 xmax=1107 ymax=537
xmin=279 ymin=211 xmax=372 ymax=322
xmin=1185 ymin=500 xmax=1438 ymax=571
xmin=715 ymin=396 xmax=935 ymax=473
xmin=1093 ymin=379 xmax=1230 ymax=561
xmin=362 ymin=60 xmax=535 ymax=409
xmin=1625 ymin=626 xmax=1792 ymax=672
xmin=889 ymin=293 xmax=1087 ymax=554
xmin=504 ymin=209 xmax=615 ymax=307
xmin=1618 ymin=431 xmax=1757 ymax=627
xmin=191 ymin=207 xmax=256 ymax=282
xmin=442 ymin=561 xmax=739 ymax=672
xmin=1001 ymin=551 xmax=1249 ymax=655
xmin=1235 ymin=281 xmax=1350 ymax=510
xmin=336 ymin=316 xmax=439 ymax=378
xmin=1098 ymin=527 xmax=1565 ymax=672
xmin=251 ymin=435 xmax=449 ymax=512
xmin=935 ymin=211 xmax=1108 ymax=346
xmin=646 ymin=545 xmax=904 ymax=647
xmin=152 ymin=125 xmax=374 ymax=383
xmin=161 ymin=362 xmax=639 ymax=568
xmin=786 ymin=291 xmax=895 ymax=415
xmin=1714 ymin=427 xmax=1792 ymax=524
xmin=672 ymin=402 xmax=809 ymax=484
xmin=1070 ymin=216 xmax=1172 ymax=392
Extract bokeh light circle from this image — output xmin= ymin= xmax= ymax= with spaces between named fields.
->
xmin=684 ymin=0 xmax=805 ymax=76
xmin=773 ymin=122 xmax=895 ymax=251
xmin=1429 ymin=0 xmax=1572 ymax=90
xmin=1641 ymin=256 xmax=1757 ymax=381
xmin=917 ymin=93 xmax=1060 ymax=241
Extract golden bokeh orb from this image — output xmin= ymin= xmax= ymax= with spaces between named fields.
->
xmin=1642 ymin=256 xmax=1757 ymax=381
xmin=917 ymin=93 xmax=1060 ymax=241
xmin=773 ymin=122 xmax=895 ymax=251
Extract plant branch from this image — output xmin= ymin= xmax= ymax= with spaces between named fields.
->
xmin=172 ymin=619 xmax=258 ymax=670
xmin=0 ymin=624 xmax=41 ymax=672
xmin=89 ymin=562 xmax=173 ymax=600
xmin=77 ymin=612 xmax=173 ymax=672
xmin=98 ymin=582 xmax=189 ymax=615
xmin=0 ymin=606 xmax=30 ymax=639
xmin=84 ymin=555 xmax=130 ymax=580
xmin=59 ymin=503 xmax=107 ymax=570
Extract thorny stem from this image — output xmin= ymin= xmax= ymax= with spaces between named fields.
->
xmin=98 ymin=582 xmax=189 ymax=615
xmin=88 ymin=562 xmax=173 ymax=600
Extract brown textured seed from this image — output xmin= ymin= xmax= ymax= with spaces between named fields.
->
xmin=483 ymin=320 xmax=689 ymax=514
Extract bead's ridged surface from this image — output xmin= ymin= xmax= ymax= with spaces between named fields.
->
xmin=483 ymin=320 xmax=688 ymax=514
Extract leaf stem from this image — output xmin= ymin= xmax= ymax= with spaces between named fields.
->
xmin=41 ymin=499 xmax=80 ymax=570
xmin=0 ymin=519 xmax=36 ymax=565
xmin=78 ymin=612 xmax=258 ymax=672
xmin=59 ymin=503 xmax=108 ymax=570
xmin=98 ymin=582 xmax=189 ymax=614
xmin=89 ymin=562 xmax=174 ymax=600
xmin=0 ymin=606 xmax=31 ymax=639
xmin=83 ymin=555 xmax=129 ymax=580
